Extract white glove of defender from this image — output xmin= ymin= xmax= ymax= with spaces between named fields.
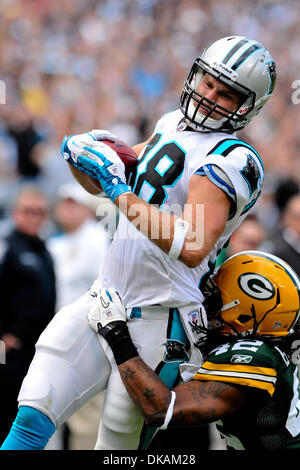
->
xmin=88 ymin=285 xmax=127 ymax=333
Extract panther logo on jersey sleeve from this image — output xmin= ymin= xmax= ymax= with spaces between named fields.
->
xmin=240 ymin=153 xmax=260 ymax=195
xmin=196 ymin=138 xmax=264 ymax=218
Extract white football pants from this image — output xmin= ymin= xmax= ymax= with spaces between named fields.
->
xmin=18 ymin=290 xmax=188 ymax=450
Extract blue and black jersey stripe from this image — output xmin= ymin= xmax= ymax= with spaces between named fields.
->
xmin=207 ymin=138 xmax=264 ymax=171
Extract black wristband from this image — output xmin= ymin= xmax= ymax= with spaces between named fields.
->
xmin=98 ymin=321 xmax=138 ymax=366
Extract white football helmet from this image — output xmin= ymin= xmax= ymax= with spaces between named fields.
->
xmin=180 ymin=36 xmax=276 ymax=132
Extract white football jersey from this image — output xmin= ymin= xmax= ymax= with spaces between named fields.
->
xmin=100 ymin=109 xmax=264 ymax=308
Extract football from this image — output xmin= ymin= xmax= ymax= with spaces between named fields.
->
xmin=68 ymin=137 xmax=138 ymax=195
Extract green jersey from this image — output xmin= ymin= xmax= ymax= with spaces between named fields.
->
xmin=194 ymin=338 xmax=300 ymax=450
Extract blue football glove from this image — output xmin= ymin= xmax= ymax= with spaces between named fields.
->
xmin=61 ymin=129 xmax=117 ymax=173
xmin=61 ymin=130 xmax=131 ymax=201
xmin=77 ymin=142 xmax=132 ymax=201
xmin=62 ymin=133 xmax=132 ymax=201
xmin=61 ymin=131 xmax=98 ymax=177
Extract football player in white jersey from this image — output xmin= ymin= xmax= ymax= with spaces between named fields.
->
xmin=1 ymin=36 xmax=277 ymax=450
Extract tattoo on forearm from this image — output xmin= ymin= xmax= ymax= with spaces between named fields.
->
xmin=120 ymin=358 xmax=171 ymax=427
xmin=189 ymin=409 xmax=217 ymax=424
xmin=175 ymin=410 xmax=190 ymax=422
xmin=186 ymin=380 xmax=230 ymax=403
xmin=198 ymin=381 xmax=230 ymax=399
xmin=136 ymin=361 xmax=164 ymax=384
xmin=170 ymin=380 xmax=231 ymax=426
xmin=122 ymin=366 xmax=136 ymax=381
xmin=119 ymin=359 xmax=232 ymax=428
xmin=143 ymin=388 xmax=155 ymax=400
xmin=136 ymin=394 xmax=167 ymax=427
xmin=187 ymin=381 xmax=203 ymax=406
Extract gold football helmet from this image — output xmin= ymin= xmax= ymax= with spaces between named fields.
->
xmin=207 ymin=251 xmax=300 ymax=338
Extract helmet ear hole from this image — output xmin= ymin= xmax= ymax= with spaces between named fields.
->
xmin=238 ymin=314 xmax=253 ymax=324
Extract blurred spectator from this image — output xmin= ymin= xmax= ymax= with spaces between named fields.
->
xmin=0 ymin=185 xmax=56 ymax=444
xmin=274 ymin=178 xmax=300 ymax=214
xmin=7 ymin=106 xmax=43 ymax=180
xmin=47 ymin=183 xmax=111 ymax=309
xmin=46 ymin=183 xmax=112 ymax=450
xmin=227 ymin=214 xmax=266 ymax=256
xmin=217 ymin=214 xmax=266 ymax=266
xmin=264 ymin=193 xmax=300 ymax=275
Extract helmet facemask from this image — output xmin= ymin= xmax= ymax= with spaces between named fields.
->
xmin=180 ymin=58 xmax=255 ymax=133
xmin=180 ymin=35 xmax=276 ymax=133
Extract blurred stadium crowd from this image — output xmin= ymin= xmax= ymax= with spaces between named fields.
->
xmin=0 ymin=0 xmax=299 ymax=231
xmin=0 ymin=0 xmax=299 ymax=451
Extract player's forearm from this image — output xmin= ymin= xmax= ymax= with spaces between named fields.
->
xmin=115 ymin=193 xmax=203 ymax=266
xmin=115 ymin=193 xmax=175 ymax=253
xmin=118 ymin=357 xmax=173 ymax=427
xmin=118 ymin=357 xmax=238 ymax=428
xmin=90 ymin=288 xmax=242 ymax=428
